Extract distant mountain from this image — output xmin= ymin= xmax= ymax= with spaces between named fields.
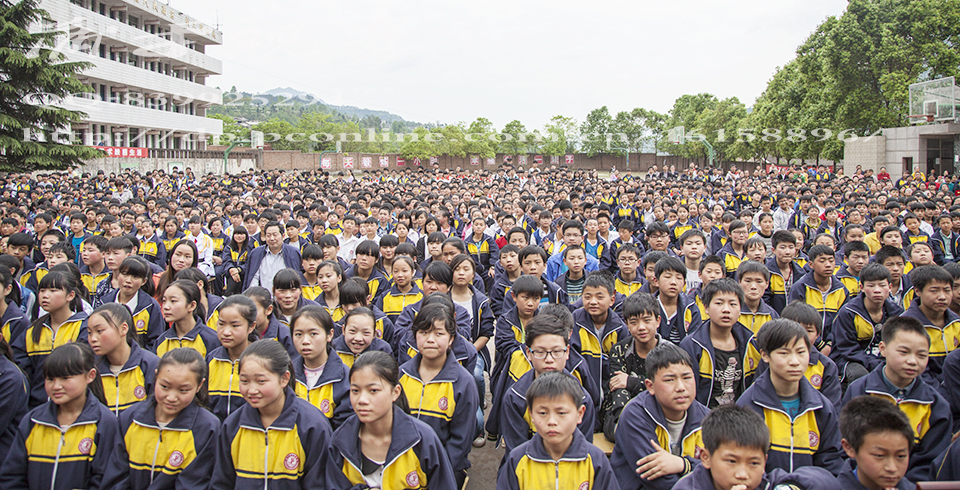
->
xmin=255 ymin=87 xmax=408 ymax=123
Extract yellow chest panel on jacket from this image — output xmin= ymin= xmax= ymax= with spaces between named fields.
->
xmin=26 ymin=320 xmax=84 ymax=356
xmin=125 ymin=423 xmax=198 ymax=476
xmin=342 ymin=447 xmax=427 ymax=490
xmin=295 ymin=381 xmax=336 ymax=418
xmin=655 ymin=425 xmax=705 ymax=459
xmin=156 ymin=336 xmax=208 ymax=358
xmin=26 ymin=422 xmax=98 ymax=464
xmin=103 ymin=368 xmax=148 ymax=412
xmin=230 ymin=426 xmax=305 ymax=481
xmin=514 ymin=454 xmax=596 ymax=490
xmin=762 ymin=408 xmax=820 ymax=455
xmin=208 ymin=358 xmax=240 ymax=398
xmin=400 ymin=376 xmax=456 ymax=422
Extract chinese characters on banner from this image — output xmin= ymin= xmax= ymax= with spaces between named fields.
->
xmin=551 ymin=155 xmax=560 ymax=165
xmin=534 ymin=155 xmax=543 ymax=164
xmin=413 ymin=157 xmax=421 ymax=166
xmin=518 ymin=155 xmax=527 ymax=165
xmin=564 ymin=154 xmax=574 ymax=165
xmin=486 ymin=157 xmax=495 ymax=166
xmin=95 ymin=146 xmax=147 ymax=158
xmin=430 ymin=156 xmax=439 ymax=164
xmin=343 ymin=156 xmax=354 ymax=168
xmin=320 ymin=158 xmax=331 ymax=169
xmin=379 ymin=156 xmax=389 ymax=167
xmin=470 ymin=156 xmax=479 ymax=165
xmin=361 ymin=156 xmax=372 ymax=168
xmin=397 ymin=157 xmax=405 ymax=166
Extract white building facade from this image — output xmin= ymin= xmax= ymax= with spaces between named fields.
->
xmin=38 ymin=0 xmax=223 ymax=150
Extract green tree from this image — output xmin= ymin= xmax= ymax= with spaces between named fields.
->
xmin=0 ymin=0 xmax=105 ymax=171
xmin=541 ymin=115 xmax=579 ymax=156
xmin=435 ymin=124 xmax=467 ymax=157
xmin=579 ymin=107 xmax=613 ymax=156
xmin=499 ymin=120 xmax=529 ymax=155
xmin=399 ymin=127 xmax=437 ymax=160
xmin=253 ymin=118 xmax=302 ymax=151
xmin=207 ymin=114 xmax=249 ymax=144
xmin=464 ymin=117 xmax=497 ymax=158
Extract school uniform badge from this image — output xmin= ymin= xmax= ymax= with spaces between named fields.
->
xmin=137 ymin=319 xmax=146 ymax=332
xmin=79 ymin=437 xmax=94 ymax=455
xmin=406 ymin=471 xmax=419 ymax=487
xmin=168 ymin=450 xmax=184 ymax=467
xmin=809 ymin=374 xmax=822 ymax=388
xmin=808 ymin=431 xmax=819 ymax=448
xmin=134 ymin=385 xmax=146 ymax=399
xmin=320 ymin=399 xmax=331 ymax=414
xmin=438 ymin=396 xmax=448 ymax=411
xmin=284 ymin=453 xmax=300 ymax=470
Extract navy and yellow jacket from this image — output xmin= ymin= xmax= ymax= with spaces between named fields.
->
xmin=159 ymin=231 xmax=186 ymax=253
xmin=489 ymin=272 xmax=516 ymax=317
xmin=838 ymin=459 xmax=914 ymax=490
xmin=571 ymin=307 xmax=624 ymax=392
xmin=0 ymin=300 xmax=29 ymax=347
xmin=331 ymin=335 xmax=392 ymax=368
xmin=831 ymin=294 xmax=904 ymax=374
xmin=464 ymin=233 xmax=499 ymax=277
xmin=312 ymin=291 xmax=345 ymax=323
xmin=299 ymin=277 xmax=323 ymax=303
xmin=154 ymin=318 xmax=221 ymax=359
xmin=931 ymin=229 xmax=960 ymax=265
xmin=737 ymin=370 xmax=843 ymax=475
xmin=657 ymin=292 xmax=702 ymax=342
xmin=210 ymin=388 xmax=333 ymax=490
xmin=101 ymin=399 xmax=219 ymax=490
xmin=900 ymin=302 xmax=960 ymax=385
xmin=943 ymin=349 xmax=960 ymax=433
xmin=396 ymin=329 xmax=479 ymax=385
xmin=18 ymin=263 xmax=47 ymax=294
xmin=669 ymin=220 xmax=698 ymax=247
xmin=678 ymin=320 xmax=761 ymax=407
xmin=137 ymin=234 xmax=167 ymax=270
xmin=0 ymin=391 xmax=118 ymax=490
xmin=491 ymin=307 xmax=530 ymax=392
xmin=101 ymin=289 xmax=164 ymax=351
xmin=500 ymin=276 xmax=568 ymax=313
xmin=787 ymin=271 xmax=849 ymax=350
xmin=256 ymin=314 xmax=298 ymax=359
xmin=292 ymin=348 xmax=352 ymax=430
xmin=497 ymin=430 xmax=618 ymax=490
xmin=204 ymin=293 xmax=224 ymax=331
xmin=79 ymin=264 xmax=111 ymax=301
xmin=333 ymin=305 xmax=397 ymax=349
xmin=717 ymin=242 xmax=747 ymax=278
xmin=501 ymin=368 xmax=595 ymax=457
xmin=803 ymin=348 xmax=842 ymax=409
xmin=933 ymin=436 xmax=960 ymax=482
xmin=98 ymin=342 xmax=159 ymax=414
xmin=673 ymin=463 xmax=838 ymax=490
xmin=399 ymin=352 xmax=479 ymax=472
xmin=466 ymin=288 xmax=496 ymax=373
xmin=329 ymin=405 xmax=457 ymax=490
xmin=0 ymin=356 xmax=28 ymax=462
xmin=12 ymin=311 xmax=88 ymax=407
xmin=610 ymin=390 xmax=709 ymax=490
xmin=344 ymin=264 xmax=390 ymax=306
xmin=375 ymin=283 xmax=424 ymax=326
xmin=205 ymin=346 xmax=246 ymax=421
xmin=738 ymin=300 xmax=779 ymax=335
xmin=614 ymin=270 xmax=645 ymax=297
xmin=841 ymin=363 xmax=952 ymax=483
xmin=393 ymin=297 xmax=472 ymax=352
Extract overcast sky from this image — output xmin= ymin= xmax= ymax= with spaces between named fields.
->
xmin=180 ymin=0 xmax=849 ymax=129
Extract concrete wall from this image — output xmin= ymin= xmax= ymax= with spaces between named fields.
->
xmin=843 ymin=136 xmax=886 ymax=175
xmin=79 ymin=148 xmax=258 ymax=175
xmin=843 ymin=122 xmax=960 ymax=175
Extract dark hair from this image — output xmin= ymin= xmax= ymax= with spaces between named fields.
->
xmin=339 ymin=277 xmax=370 ymax=306
xmin=646 ymin=342 xmax=695 ymax=379
xmin=0 ymin=265 xmax=21 ymax=318
xmin=48 ymin=241 xmax=76 ymax=262
xmin=943 ymin=262 xmax=960 ymax=281
xmin=875 ymin=246 xmax=906 ymax=268
xmin=238 ymin=339 xmax=295 ymax=387
xmin=583 ymin=271 xmax=615 ymax=296
xmin=175 ymin=267 xmax=210 ymax=294
xmin=842 ymin=240 xmax=870 ymax=258
xmin=756 ymin=318 xmax=810 ymax=354
xmin=31 ymin=270 xmax=83 ymax=344
xmin=618 ymin=219 xmax=635 ymax=232
xmin=539 ymin=303 xmax=574 ymax=332
xmin=523 ymin=314 xmax=569 ymax=348
xmin=242 ymin=286 xmax=273 ymax=311
xmin=272 ymin=268 xmax=302 ymax=292
xmin=780 ymin=301 xmax=823 ymax=334
xmin=701 ymin=277 xmax=745 ymax=307
xmin=623 ymin=292 xmax=660 ymax=321
xmin=839 ymin=395 xmax=914 ymax=453
xmin=641 ymin=250 xmax=667 ymax=270
xmin=881 ymin=316 xmax=931 ymax=346
xmin=218 ymin=295 xmax=259 ymax=342
xmin=771 ymin=230 xmax=797 ymax=248
xmin=104 ymin=236 xmax=136 ymax=254
xmin=356 ymin=240 xmax=380 ymax=259
xmin=155 ymin=347 xmax=208 ymax=408
xmin=448 ymin=254 xmax=475 ymax=276
xmin=411 ymin=302 xmax=456 ymax=337
xmin=616 ymin=244 xmax=641 ymax=261
xmin=727 ymin=219 xmax=748 ymax=233
xmin=82 ymin=234 xmax=108 ymax=253
xmin=699 ymin=255 xmax=724 ymax=273
xmin=349 ymin=351 xmax=409 ymax=413
xmin=654 ymin=256 xmax=686 ymax=279
xmin=301 ymin=244 xmax=324 ymax=262
xmin=518 ymin=245 xmax=548 ymax=265
xmin=910 ymin=264 xmax=953 ymax=294
xmin=511 ymin=274 xmax=542 ymax=298
xmin=343 ymin=306 xmax=376 ymax=331
xmin=906 ymin=241 xmax=934 ymax=257
xmin=157 ymin=240 xmax=199 ymax=298
xmin=422 ymin=261 xmax=453 ymax=287
xmin=90 ymin=302 xmax=141 ymax=348
xmin=678 ymin=229 xmax=706 ymax=247
xmin=736 ymin=260 xmax=770 ymax=282
xmin=44 ymin=342 xmax=107 ymax=406
xmin=426 ymin=231 xmax=446 ymax=245
xmin=290 ymin=304 xmax=334 ymax=335
xmin=808 ymin=244 xmax=835 ymax=262
xmin=8 ymin=232 xmax=32 ymax=249
xmin=524 ymin=371 xmax=583 ymax=412
xmin=500 ymin=244 xmax=520 ymax=257
xmin=117 ymin=256 xmax=156 ymax=297
xmin=164 ymin=279 xmax=207 ymax=323
xmin=859 ymin=263 xmax=892 ymax=284
xmin=702 ymin=404 xmax=770 ymax=454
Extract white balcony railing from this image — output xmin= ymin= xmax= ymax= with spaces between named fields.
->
xmin=60 ymin=96 xmax=224 ymax=135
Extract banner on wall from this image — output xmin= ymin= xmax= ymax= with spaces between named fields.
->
xmin=551 ymin=155 xmax=560 ymax=165
xmin=343 ymin=156 xmax=354 ymax=168
xmin=486 ymin=157 xmax=495 ymax=166
xmin=397 ymin=157 xmax=405 ymax=166
xmin=361 ymin=156 xmax=372 ymax=168
xmin=470 ymin=156 xmax=479 ymax=165
xmin=379 ymin=156 xmax=389 ymax=167
xmin=320 ymin=158 xmax=331 ymax=169
xmin=96 ymin=146 xmax=147 ymax=158
xmin=413 ymin=157 xmax=421 ymax=166
xmin=564 ymin=154 xmax=574 ymax=165
xmin=534 ymin=155 xmax=543 ymax=164
xmin=430 ymin=156 xmax=439 ymax=164
xmin=519 ymin=155 xmax=527 ymax=165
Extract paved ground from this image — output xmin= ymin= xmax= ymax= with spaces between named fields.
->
xmin=466 ymin=386 xmax=503 ymax=490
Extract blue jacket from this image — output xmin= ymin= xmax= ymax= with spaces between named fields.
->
xmin=154 ymin=317 xmax=221 ymax=359
xmin=98 ymin=342 xmax=159 ymax=414
xmin=292 ymin=348 xmax=353 ymax=430
xmin=204 ymin=346 xmax=246 ymax=421
xmin=329 ymin=406 xmax=456 ymax=490
xmin=610 ymin=390 xmax=709 ymax=490
xmin=942 ymin=348 xmax=960 ymax=433
xmin=210 ymin=387 xmax=333 ymax=490
xmin=497 ymin=431 xmax=619 ymax=490
xmin=544 ymin=246 xmax=600 ymax=283
xmin=932 ymin=436 xmax=960 ymax=482
xmin=375 ymin=283 xmax=424 ymax=326
xmin=679 ymin=319 xmax=761 ymax=408
xmin=842 ymin=363 xmax=953 ymax=483
xmin=102 ymin=399 xmax=220 ymax=490
xmin=673 ymin=463 xmax=839 ymax=490
xmin=258 ymin=313 xmax=298 ymax=359
xmin=0 ymin=356 xmax=28 ymax=462
xmin=500 ymin=368 xmax=594 ymax=457
xmin=101 ymin=289 xmax=165 ymax=351
xmin=0 ymin=391 xmax=118 ymax=490
xmin=900 ymin=302 xmax=960 ymax=385
xmin=489 ymin=272 xmax=516 ymax=317
xmin=465 ymin=287 xmax=496 ymax=373
xmin=399 ymin=352 xmax=479 ymax=472
xmin=787 ymin=270 xmax=850 ymax=350
xmin=658 ymin=292 xmax=702 ymax=342
xmin=837 ymin=459 xmax=914 ymax=490
xmin=12 ymin=311 xmax=88 ymax=407
xmin=571 ymin=307 xmax=625 ymax=394
xmin=737 ymin=370 xmax=843 ymax=475
xmin=831 ymin=294 xmax=903 ymax=374
xmin=240 ymin=244 xmax=302 ymax=291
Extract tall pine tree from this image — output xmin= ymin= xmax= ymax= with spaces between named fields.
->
xmin=0 ymin=0 xmax=105 ymax=172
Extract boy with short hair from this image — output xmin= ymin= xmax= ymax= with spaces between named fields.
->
xmin=672 ymin=405 xmax=837 ymax=490
xmin=876 ymin=245 xmax=914 ymax=309
xmin=841 ymin=315 xmax=952 ymax=483
xmin=679 ymin=278 xmax=760 ymax=408
xmin=838 ymin=396 xmax=915 ymax=490
xmin=717 ymin=219 xmax=748 ymax=278
xmin=493 ymin=274 xmax=545 ymax=392
xmin=679 ymin=229 xmax=707 ymax=292
xmin=645 ymin=222 xmax=672 ymax=255
xmin=490 ymin=243 xmax=521 ymax=317
xmin=500 ymin=246 xmax=567 ymax=313
xmin=831 ymin=263 xmax=904 ymax=387
xmin=556 ymin=246 xmax=587 ymax=305
xmin=836 ymin=240 xmax=871 ymax=296
xmin=609 ymin=219 xmax=638 ymax=260
xmin=736 ymin=260 xmax=778 ymax=335
xmin=611 ymin=342 xmax=708 ymax=490
xmin=788 ymin=244 xmax=850 ymax=356
xmin=654 ymin=257 xmax=700 ymax=344
xmin=737 ymin=318 xmax=843 ymax=474
xmin=638 ymin=250 xmax=667 ymax=295
xmin=571 ymin=272 xmax=625 ymax=397
xmin=692 ymin=255 xmax=725 ymax=321
xmin=614 ymin=244 xmax=644 ymax=296
xmin=79 ymin=234 xmax=110 ymax=293
xmin=899 ymin=264 xmax=960 ymax=385
xmin=500 ymin=316 xmax=596 ymax=457
xmin=780 ymin=301 xmax=842 ymax=408
xmin=496 ymin=371 xmax=617 ymax=490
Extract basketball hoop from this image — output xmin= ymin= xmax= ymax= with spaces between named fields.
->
xmin=907 ymin=114 xmax=935 ymax=124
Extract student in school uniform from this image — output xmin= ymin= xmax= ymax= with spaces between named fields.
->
xmin=570 ymin=273 xmax=626 ymax=397
xmin=787 ymin=245 xmax=850 ymax=355
xmin=332 ymin=307 xmax=393 ymax=368
xmin=88 ymin=304 xmax=159 ymax=415
xmin=837 ymin=396 xmax=917 ymax=490
xmin=736 ymin=260 xmax=779 ymax=335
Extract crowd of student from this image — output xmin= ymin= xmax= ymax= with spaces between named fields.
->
xmin=0 ymin=164 xmax=956 ymax=489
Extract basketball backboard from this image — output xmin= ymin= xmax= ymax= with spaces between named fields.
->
xmin=908 ymin=77 xmax=960 ymax=124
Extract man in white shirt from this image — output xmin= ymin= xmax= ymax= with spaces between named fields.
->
xmin=186 ymin=217 xmax=215 ymax=276
xmin=337 ymin=215 xmax=362 ymax=263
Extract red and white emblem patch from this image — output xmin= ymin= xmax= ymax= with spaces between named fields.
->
xmin=168 ymin=450 xmax=184 ymax=467
xmin=810 ymin=374 xmax=823 ymax=388
xmin=438 ymin=396 xmax=449 ymax=411
xmin=809 ymin=431 xmax=819 ymax=448
xmin=136 ymin=319 xmax=146 ymax=331
xmin=320 ymin=399 xmax=331 ymax=414
xmin=405 ymin=471 xmax=419 ymax=487
xmin=579 ymin=482 xmax=590 ymax=490
xmin=694 ymin=444 xmax=703 ymax=459
xmin=78 ymin=437 xmax=93 ymax=455
xmin=134 ymin=385 xmax=146 ymax=399
xmin=283 ymin=453 xmax=300 ymax=470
